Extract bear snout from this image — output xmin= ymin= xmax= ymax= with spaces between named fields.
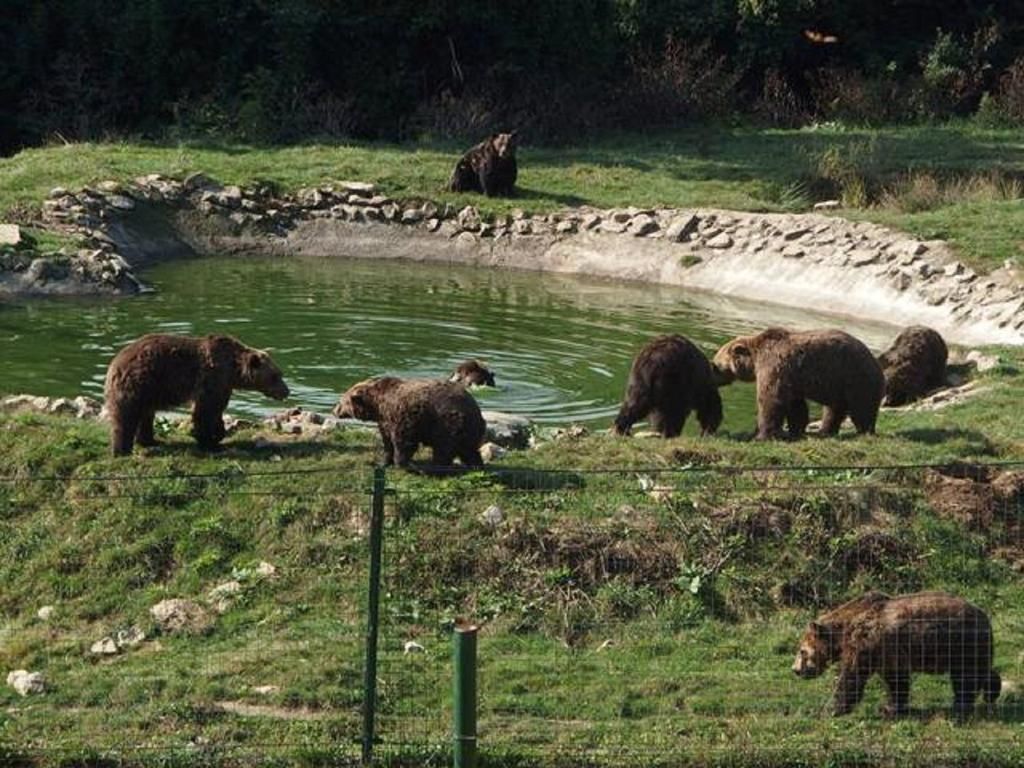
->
xmin=792 ymin=660 xmax=819 ymax=678
xmin=333 ymin=400 xmax=352 ymax=419
xmin=268 ymin=380 xmax=290 ymax=400
xmin=710 ymin=364 xmax=734 ymax=386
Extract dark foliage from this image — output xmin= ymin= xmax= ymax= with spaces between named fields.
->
xmin=3 ymin=0 xmax=1024 ymax=154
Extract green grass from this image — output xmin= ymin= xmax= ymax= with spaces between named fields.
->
xmin=3 ymin=122 xmax=1024 ymax=270
xmin=3 ymin=352 xmax=1024 ymax=766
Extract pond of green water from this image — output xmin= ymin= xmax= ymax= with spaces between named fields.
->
xmin=0 ymin=255 xmax=900 ymax=432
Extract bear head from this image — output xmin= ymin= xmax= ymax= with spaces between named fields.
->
xmin=239 ymin=350 xmax=290 ymax=400
xmin=711 ymin=337 xmax=757 ymax=386
xmin=333 ymin=379 xmax=383 ymax=422
xmin=451 ymin=360 xmax=496 ymax=388
xmin=791 ymin=621 xmax=839 ymax=679
xmin=491 ymin=131 xmax=518 ymax=159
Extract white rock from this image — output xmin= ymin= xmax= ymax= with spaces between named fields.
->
xmin=253 ymin=685 xmax=280 ymax=696
xmin=482 ymin=411 xmax=532 ymax=449
xmin=104 ymin=195 xmax=136 ymax=211
xmin=7 ymin=670 xmax=45 ymax=696
xmin=457 ymin=206 xmax=482 ymax=231
xmin=208 ymin=580 xmax=243 ymax=613
xmin=90 ymin=637 xmax=120 ymax=655
xmin=664 ymin=214 xmax=698 ymax=242
xmin=256 ymin=561 xmax=277 ymax=578
xmin=966 ymin=350 xmax=1000 ymax=372
xmin=37 ymin=605 xmax=55 ymax=621
xmin=813 ymin=200 xmax=839 ymax=210
xmin=340 ymin=181 xmax=376 ymax=196
xmin=404 ymin=641 xmax=426 ymax=654
xmin=479 ymin=442 xmax=506 ymax=462
xmin=116 ymin=626 xmax=147 ymax=648
xmin=482 ymin=504 xmax=505 ymax=526
xmin=150 ymin=598 xmax=212 ymax=634
xmin=628 ymin=214 xmax=659 ymax=236
xmin=0 ymin=224 xmax=21 ymax=246
xmin=7 ymin=671 xmax=46 ymax=700
xmin=705 ymin=232 xmax=733 ymax=249
xmin=850 ymin=249 xmax=879 ymax=267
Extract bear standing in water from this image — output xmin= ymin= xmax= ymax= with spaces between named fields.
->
xmin=793 ymin=591 xmax=1000 ymax=719
xmin=712 ymin=328 xmax=883 ymax=440
xmin=450 ymin=359 xmax=496 ymax=388
xmin=613 ymin=334 xmax=722 ymax=438
xmin=104 ymin=333 xmax=289 ymax=455
xmin=449 ymin=132 xmax=518 ymax=197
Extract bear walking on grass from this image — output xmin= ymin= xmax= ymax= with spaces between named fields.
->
xmin=877 ymin=325 xmax=948 ymax=406
xmin=793 ymin=591 xmax=1000 ymax=719
xmin=333 ymin=377 xmax=485 ymax=468
xmin=613 ymin=334 xmax=722 ymax=438
xmin=712 ymin=327 xmax=884 ymax=440
xmin=104 ymin=333 xmax=290 ymax=456
xmin=449 ymin=132 xmax=518 ymax=197
xmin=450 ymin=359 xmax=496 ymax=388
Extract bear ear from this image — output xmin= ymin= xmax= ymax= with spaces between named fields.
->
xmin=247 ymin=351 xmax=264 ymax=369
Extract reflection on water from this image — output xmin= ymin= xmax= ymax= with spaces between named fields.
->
xmin=0 ymin=255 xmax=902 ymax=430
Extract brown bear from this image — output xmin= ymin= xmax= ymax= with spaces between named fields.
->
xmin=613 ymin=334 xmax=722 ymax=438
xmin=711 ymin=328 xmax=884 ymax=440
xmin=449 ymin=131 xmax=518 ymax=197
xmin=877 ymin=326 xmax=948 ymax=406
xmin=793 ymin=591 xmax=1000 ymax=719
xmin=333 ymin=377 xmax=485 ymax=468
xmin=450 ymin=359 xmax=496 ymax=388
xmin=104 ymin=333 xmax=290 ymax=456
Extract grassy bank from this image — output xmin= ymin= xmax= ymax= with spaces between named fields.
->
xmin=2 ymin=122 xmax=1024 ymax=271
xmin=2 ymin=351 xmax=1024 ymax=766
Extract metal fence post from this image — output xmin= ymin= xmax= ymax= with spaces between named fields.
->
xmin=362 ymin=466 xmax=387 ymax=765
xmin=453 ymin=619 xmax=479 ymax=768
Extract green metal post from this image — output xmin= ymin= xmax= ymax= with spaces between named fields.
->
xmin=362 ymin=466 xmax=387 ymax=765
xmin=453 ymin=620 xmax=479 ymax=768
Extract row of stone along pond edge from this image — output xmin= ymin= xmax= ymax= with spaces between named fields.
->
xmin=3 ymin=172 xmax=1024 ymax=345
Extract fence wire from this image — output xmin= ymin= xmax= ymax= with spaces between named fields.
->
xmin=3 ymin=461 xmax=1024 ymax=765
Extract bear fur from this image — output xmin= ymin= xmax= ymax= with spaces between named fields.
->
xmin=104 ymin=333 xmax=289 ymax=456
xmin=333 ymin=377 xmax=485 ymax=468
xmin=793 ymin=591 xmax=1000 ymax=719
xmin=449 ymin=131 xmax=518 ymax=197
xmin=711 ymin=327 xmax=884 ymax=440
xmin=450 ymin=359 xmax=496 ymax=388
xmin=877 ymin=326 xmax=948 ymax=406
xmin=613 ymin=334 xmax=722 ymax=437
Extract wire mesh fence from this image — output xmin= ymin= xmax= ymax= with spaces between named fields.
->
xmin=370 ymin=461 xmax=1024 ymax=764
xmin=3 ymin=460 xmax=1024 ymax=765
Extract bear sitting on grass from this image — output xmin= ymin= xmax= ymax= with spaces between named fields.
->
xmin=712 ymin=327 xmax=884 ymax=440
xmin=613 ymin=334 xmax=722 ymax=438
xmin=104 ymin=333 xmax=289 ymax=456
xmin=449 ymin=132 xmax=518 ymax=197
xmin=333 ymin=377 xmax=485 ymax=468
xmin=793 ymin=591 xmax=1000 ymax=719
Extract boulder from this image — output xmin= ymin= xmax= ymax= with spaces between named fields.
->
xmin=0 ymin=224 xmax=21 ymax=246
xmin=7 ymin=670 xmax=45 ymax=696
xmin=150 ymin=598 xmax=213 ymax=635
xmin=481 ymin=411 xmax=533 ymax=449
